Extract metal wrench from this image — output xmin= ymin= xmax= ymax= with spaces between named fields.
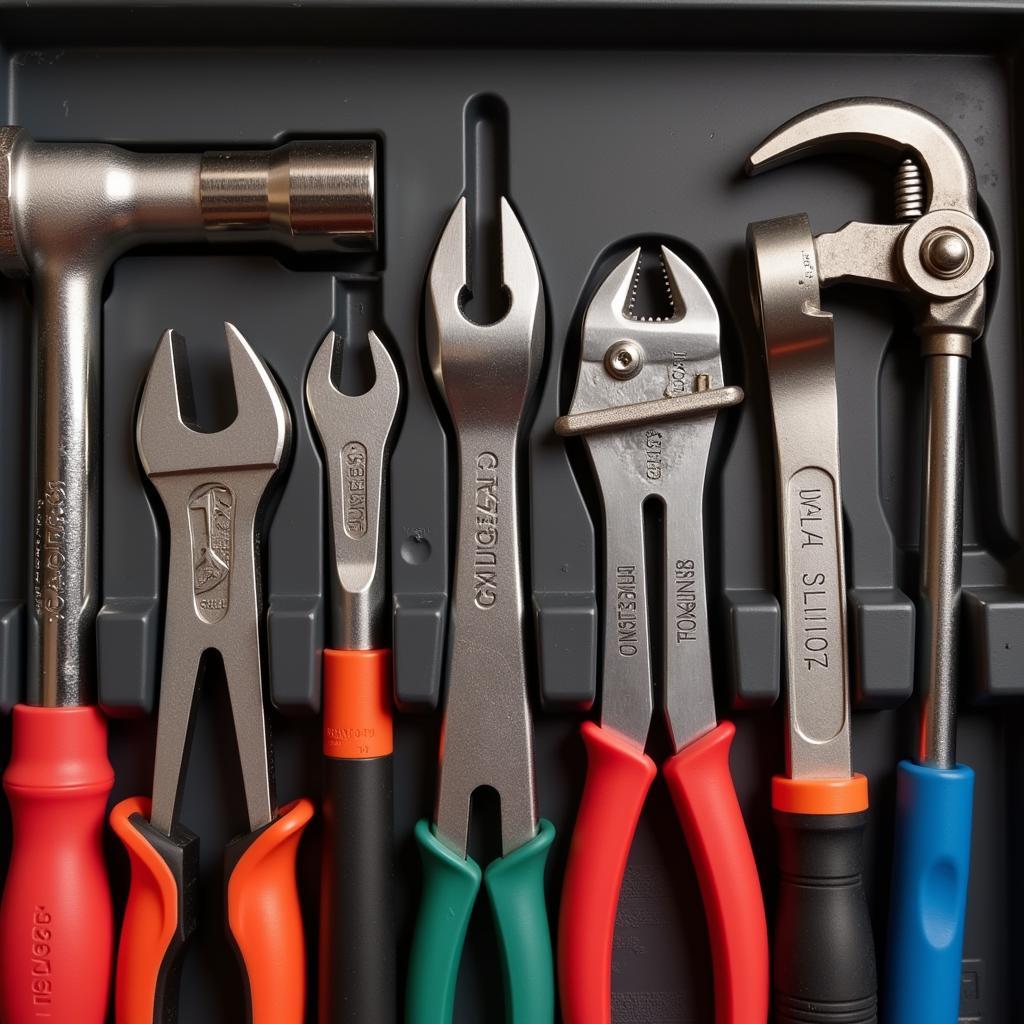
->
xmin=554 ymin=247 xmax=767 ymax=1024
xmin=306 ymin=327 xmax=400 ymax=1024
xmin=109 ymin=324 xmax=312 ymax=1024
xmin=407 ymin=197 xmax=554 ymax=1024
xmin=747 ymin=97 xmax=993 ymax=1024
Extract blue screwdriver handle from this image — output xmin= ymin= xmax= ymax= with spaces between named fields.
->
xmin=884 ymin=760 xmax=974 ymax=1024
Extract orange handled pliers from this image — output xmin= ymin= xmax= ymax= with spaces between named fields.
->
xmin=109 ymin=325 xmax=312 ymax=1024
xmin=555 ymin=248 xmax=769 ymax=1024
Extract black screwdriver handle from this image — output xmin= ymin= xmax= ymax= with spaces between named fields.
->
xmin=320 ymin=648 xmax=395 ymax=1024
xmin=773 ymin=793 xmax=877 ymax=1023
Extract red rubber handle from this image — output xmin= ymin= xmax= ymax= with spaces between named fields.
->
xmin=557 ymin=721 xmax=655 ymax=1024
xmin=663 ymin=720 xmax=769 ymax=1024
xmin=0 ymin=705 xmax=114 ymax=1024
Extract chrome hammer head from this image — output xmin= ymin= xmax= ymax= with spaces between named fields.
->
xmin=746 ymin=97 xmax=992 ymax=356
xmin=137 ymin=324 xmax=289 ymax=836
xmin=425 ymin=197 xmax=544 ymax=430
xmin=305 ymin=329 xmax=400 ymax=650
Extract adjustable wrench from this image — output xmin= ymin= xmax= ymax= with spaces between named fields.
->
xmin=747 ymin=97 xmax=992 ymax=1024
xmin=407 ymin=197 xmax=554 ymax=1024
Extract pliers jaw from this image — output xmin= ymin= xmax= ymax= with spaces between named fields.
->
xmin=571 ymin=246 xmax=722 ymax=419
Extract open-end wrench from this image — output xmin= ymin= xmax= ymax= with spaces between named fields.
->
xmin=108 ymin=324 xmax=312 ymax=1024
xmin=406 ymin=197 xmax=554 ymax=1024
xmin=554 ymin=247 xmax=767 ymax=1024
xmin=306 ymin=327 xmax=400 ymax=1024
xmin=747 ymin=97 xmax=992 ymax=1024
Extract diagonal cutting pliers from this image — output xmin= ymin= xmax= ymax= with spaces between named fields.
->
xmin=554 ymin=247 xmax=769 ymax=1024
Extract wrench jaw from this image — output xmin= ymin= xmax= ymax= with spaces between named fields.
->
xmin=136 ymin=323 xmax=290 ymax=481
xmin=747 ymin=96 xmax=977 ymax=216
xmin=305 ymin=328 xmax=400 ymax=649
xmin=425 ymin=196 xmax=544 ymax=428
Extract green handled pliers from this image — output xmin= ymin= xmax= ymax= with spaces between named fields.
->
xmin=406 ymin=196 xmax=554 ymax=1023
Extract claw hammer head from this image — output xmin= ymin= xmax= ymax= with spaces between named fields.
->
xmin=746 ymin=97 xmax=993 ymax=358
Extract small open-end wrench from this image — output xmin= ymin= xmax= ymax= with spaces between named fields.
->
xmin=306 ymin=327 xmax=400 ymax=1024
xmin=406 ymin=197 xmax=554 ymax=1024
xmin=108 ymin=324 xmax=313 ymax=1024
xmin=747 ymin=98 xmax=992 ymax=1024
xmin=554 ymin=247 xmax=767 ymax=1024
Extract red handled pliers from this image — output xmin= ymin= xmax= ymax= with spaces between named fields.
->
xmin=554 ymin=247 xmax=769 ymax=1024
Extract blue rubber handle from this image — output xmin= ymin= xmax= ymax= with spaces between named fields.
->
xmin=884 ymin=760 xmax=974 ymax=1024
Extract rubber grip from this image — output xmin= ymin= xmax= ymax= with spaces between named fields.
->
xmin=406 ymin=820 xmax=481 ymax=1024
xmin=773 ymin=779 xmax=877 ymax=1024
xmin=226 ymin=798 xmax=314 ymax=1024
xmin=0 ymin=705 xmax=114 ymax=1024
xmin=557 ymin=721 xmax=656 ymax=1024
xmin=109 ymin=796 xmax=198 ymax=1024
xmin=320 ymin=648 xmax=395 ymax=1024
xmin=663 ymin=722 xmax=769 ymax=1024
xmin=484 ymin=819 xmax=556 ymax=1024
xmin=883 ymin=760 xmax=974 ymax=1024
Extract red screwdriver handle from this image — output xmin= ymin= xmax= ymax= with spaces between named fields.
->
xmin=0 ymin=705 xmax=114 ymax=1024
xmin=557 ymin=721 xmax=655 ymax=1024
xmin=663 ymin=721 xmax=770 ymax=1024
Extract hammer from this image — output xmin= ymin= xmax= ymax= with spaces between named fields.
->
xmin=0 ymin=129 xmax=376 ymax=1024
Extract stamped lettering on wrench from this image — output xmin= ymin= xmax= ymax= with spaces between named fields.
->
xmin=188 ymin=483 xmax=233 ymax=623
xmin=341 ymin=441 xmax=369 ymax=539
xmin=35 ymin=480 xmax=68 ymax=623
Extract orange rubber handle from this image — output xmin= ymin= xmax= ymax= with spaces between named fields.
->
xmin=557 ymin=721 xmax=655 ymax=1024
xmin=0 ymin=705 xmax=114 ymax=1024
xmin=663 ymin=721 xmax=769 ymax=1024
xmin=227 ymin=797 xmax=314 ymax=1024
xmin=110 ymin=795 xmax=197 ymax=1024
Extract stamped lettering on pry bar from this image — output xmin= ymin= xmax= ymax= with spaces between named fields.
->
xmin=787 ymin=469 xmax=845 ymax=741
xmin=473 ymin=452 xmax=498 ymax=609
xmin=189 ymin=483 xmax=234 ymax=623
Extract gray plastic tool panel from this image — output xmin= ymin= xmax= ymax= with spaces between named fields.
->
xmin=0 ymin=4 xmax=1021 ymax=1021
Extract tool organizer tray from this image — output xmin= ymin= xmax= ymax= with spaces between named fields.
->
xmin=0 ymin=2 xmax=1022 ymax=1021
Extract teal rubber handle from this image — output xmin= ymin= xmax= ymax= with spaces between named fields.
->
xmin=407 ymin=820 xmax=481 ymax=1024
xmin=407 ymin=819 xmax=555 ymax=1024
xmin=484 ymin=819 xmax=556 ymax=1024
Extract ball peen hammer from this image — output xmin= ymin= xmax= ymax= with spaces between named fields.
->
xmin=0 ymin=129 xmax=375 ymax=1024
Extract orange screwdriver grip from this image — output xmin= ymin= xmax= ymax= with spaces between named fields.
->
xmin=0 ymin=705 xmax=114 ymax=1024
xmin=227 ymin=797 xmax=314 ymax=1024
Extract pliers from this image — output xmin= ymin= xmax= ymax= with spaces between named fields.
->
xmin=555 ymin=248 xmax=769 ymax=1024
xmin=406 ymin=197 xmax=554 ymax=1024
xmin=109 ymin=324 xmax=313 ymax=1024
